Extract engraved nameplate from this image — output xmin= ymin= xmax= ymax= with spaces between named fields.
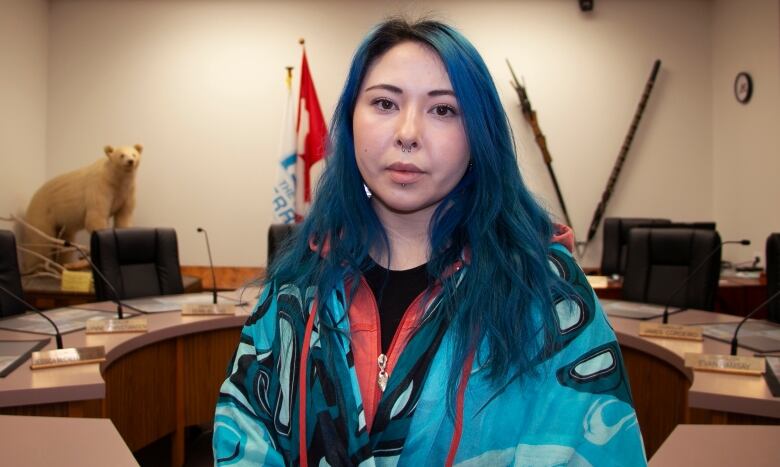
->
xmin=639 ymin=322 xmax=703 ymax=341
xmin=181 ymin=303 xmax=236 ymax=316
xmin=85 ymin=317 xmax=148 ymax=334
xmin=30 ymin=345 xmax=106 ymax=370
xmin=586 ymin=275 xmax=609 ymax=289
xmin=684 ymin=352 xmax=765 ymax=376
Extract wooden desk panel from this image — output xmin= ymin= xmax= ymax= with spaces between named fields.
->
xmin=103 ymin=338 xmax=178 ymax=451
xmin=621 ymin=345 xmax=690 ymax=457
xmin=182 ymin=327 xmax=242 ymax=426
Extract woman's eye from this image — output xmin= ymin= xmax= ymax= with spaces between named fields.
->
xmin=432 ymin=104 xmax=457 ymax=117
xmin=372 ymin=98 xmax=396 ymax=111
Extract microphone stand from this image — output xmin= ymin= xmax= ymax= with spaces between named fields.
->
xmin=730 ymin=289 xmax=780 ymax=356
xmin=181 ymin=227 xmax=235 ymax=316
xmin=0 ymin=284 xmax=63 ymax=349
xmin=65 ymin=240 xmax=125 ymax=319
xmin=197 ymin=227 xmax=218 ymax=305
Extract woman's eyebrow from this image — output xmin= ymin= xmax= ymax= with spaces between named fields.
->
xmin=364 ymin=83 xmax=402 ymax=94
xmin=363 ymin=84 xmax=455 ymax=97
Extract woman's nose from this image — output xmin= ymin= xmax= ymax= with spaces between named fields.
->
xmin=395 ymin=108 xmax=420 ymax=152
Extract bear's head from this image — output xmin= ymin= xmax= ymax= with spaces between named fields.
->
xmin=104 ymin=144 xmax=143 ymax=172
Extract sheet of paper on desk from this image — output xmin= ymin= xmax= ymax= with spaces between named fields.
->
xmin=701 ymin=321 xmax=780 ymax=353
xmin=122 ymin=293 xmax=246 ymax=313
xmin=0 ymin=339 xmax=50 ymax=377
xmin=600 ymin=300 xmax=666 ymax=320
xmin=0 ymin=308 xmax=122 ymax=335
xmin=156 ymin=293 xmax=245 ymax=306
xmin=121 ymin=297 xmax=182 ymax=313
xmin=765 ymin=356 xmax=780 ymax=396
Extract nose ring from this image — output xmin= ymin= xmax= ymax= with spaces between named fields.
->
xmin=400 ymin=143 xmax=414 ymax=153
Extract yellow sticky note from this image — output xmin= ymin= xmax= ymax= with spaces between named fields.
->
xmin=61 ymin=270 xmax=94 ymax=293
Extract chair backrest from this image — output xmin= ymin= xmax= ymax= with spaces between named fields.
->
xmin=601 ymin=218 xmax=672 ymax=276
xmin=267 ymin=223 xmax=299 ymax=268
xmin=622 ymin=227 xmax=722 ymax=310
xmin=0 ymin=230 xmax=26 ymax=317
xmin=90 ymin=228 xmax=184 ymax=301
xmin=767 ymin=233 xmax=780 ymax=323
xmin=646 ymin=221 xmax=717 ymax=231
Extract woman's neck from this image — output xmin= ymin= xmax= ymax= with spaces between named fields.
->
xmin=370 ymin=198 xmax=434 ymax=270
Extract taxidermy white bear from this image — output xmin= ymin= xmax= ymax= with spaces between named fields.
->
xmin=22 ymin=144 xmax=143 ymax=272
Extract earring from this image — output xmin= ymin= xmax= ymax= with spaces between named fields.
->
xmin=363 ymin=183 xmax=372 ymax=198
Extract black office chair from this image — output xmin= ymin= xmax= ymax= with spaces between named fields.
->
xmin=0 ymin=230 xmax=26 ymax=317
xmin=646 ymin=221 xmax=717 ymax=231
xmin=267 ymin=223 xmax=299 ymax=267
xmin=767 ymin=233 xmax=780 ymax=323
xmin=601 ymin=217 xmax=672 ymax=277
xmin=90 ymin=227 xmax=184 ymax=301
xmin=622 ymin=227 xmax=722 ymax=310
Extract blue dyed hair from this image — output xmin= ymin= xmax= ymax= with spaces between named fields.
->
xmin=270 ymin=18 xmax=568 ymax=394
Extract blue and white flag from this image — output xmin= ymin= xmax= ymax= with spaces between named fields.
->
xmin=272 ymin=68 xmax=297 ymax=224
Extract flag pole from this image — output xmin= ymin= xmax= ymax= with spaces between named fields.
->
xmin=285 ymin=66 xmax=293 ymax=90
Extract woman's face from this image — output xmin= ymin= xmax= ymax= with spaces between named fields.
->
xmin=353 ymin=41 xmax=470 ymax=218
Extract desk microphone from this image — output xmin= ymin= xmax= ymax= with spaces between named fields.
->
xmin=662 ymin=239 xmax=750 ymax=324
xmin=0 ymin=284 xmax=63 ymax=349
xmin=197 ymin=227 xmax=218 ymax=304
xmin=180 ymin=227 xmax=235 ymax=316
xmin=730 ymin=289 xmax=780 ymax=356
xmin=64 ymin=240 xmax=125 ymax=319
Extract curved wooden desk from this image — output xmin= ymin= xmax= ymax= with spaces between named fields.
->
xmin=0 ymin=295 xmax=778 ymax=464
xmin=608 ymin=303 xmax=780 ymax=456
xmin=0 ymin=292 xmax=252 ymax=466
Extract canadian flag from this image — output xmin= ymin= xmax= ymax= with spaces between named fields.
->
xmin=295 ymin=50 xmax=327 ymax=219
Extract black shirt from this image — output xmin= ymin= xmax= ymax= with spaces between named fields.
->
xmin=363 ymin=259 xmax=430 ymax=353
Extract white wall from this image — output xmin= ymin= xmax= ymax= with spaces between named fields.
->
xmin=40 ymin=0 xmax=720 ymax=268
xmin=712 ymin=0 xmax=780 ymax=266
xmin=0 ymin=0 xmax=48 ymax=233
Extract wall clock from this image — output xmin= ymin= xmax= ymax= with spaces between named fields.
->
xmin=734 ymin=72 xmax=753 ymax=104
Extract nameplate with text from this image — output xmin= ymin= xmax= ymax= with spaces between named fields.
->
xmin=85 ymin=317 xmax=148 ymax=334
xmin=30 ymin=345 xmax=106 ymax=370
xmin=181 ymin=303 xmax=236 ymax=316
xmin=684 ymin=352 xmax=765 ymax=376
xmin=639 ymin=322 xmax=703 ymax=341
xmin=586 ymin=275 xmax=609 ymax=289
xmin=60 ymin=270 xmax=93 ymax=293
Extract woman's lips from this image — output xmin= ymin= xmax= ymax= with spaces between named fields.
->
xmin=387 ymin=162 xmax=424 ymax=184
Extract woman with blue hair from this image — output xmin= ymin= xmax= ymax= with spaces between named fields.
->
xmin=214 ymin=18 xmax=646 ymax=466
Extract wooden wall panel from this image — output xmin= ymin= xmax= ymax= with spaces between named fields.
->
xmin=689 ymin=408 xmax=780 ymax=425
xmin=180 ymin=266 xmax=265 ymax=291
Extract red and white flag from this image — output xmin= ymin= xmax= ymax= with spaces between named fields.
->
xmin=295 ymin=49 xmax=327 ymax=219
